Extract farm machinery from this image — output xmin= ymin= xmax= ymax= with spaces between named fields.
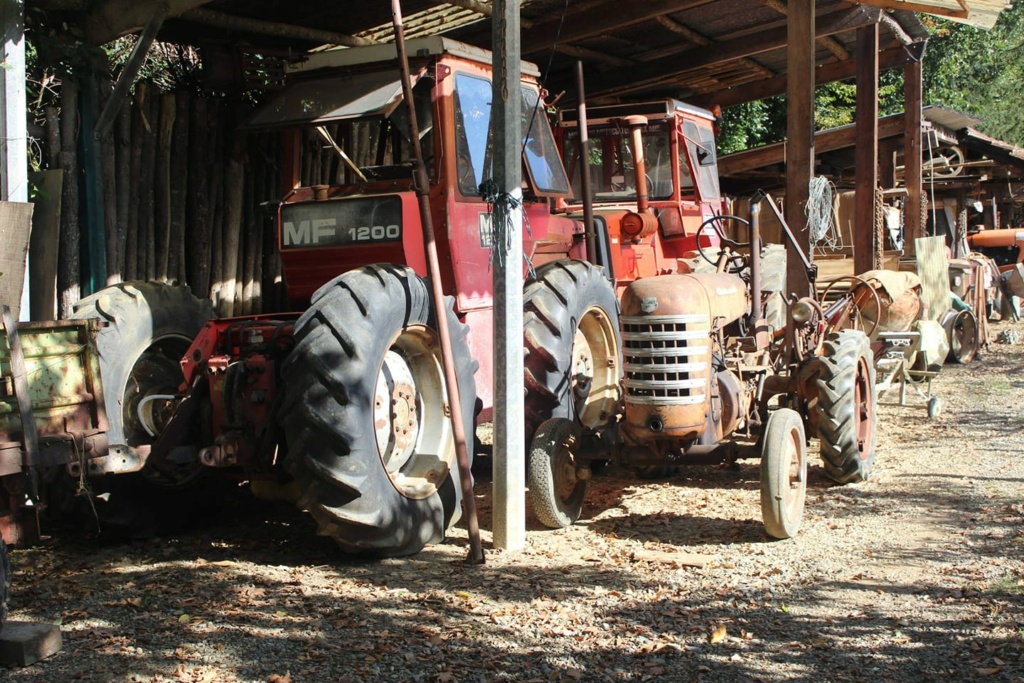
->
xmin=522 ymin=100 xmax=879 ymax=537
xmin=0 ymin=37 xmax=877 ymax=568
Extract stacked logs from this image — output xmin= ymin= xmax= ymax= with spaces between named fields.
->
xmin=50 ymin=80 xmax=287 ymax=318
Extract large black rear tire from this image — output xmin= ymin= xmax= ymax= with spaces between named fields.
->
xmin=71 ymin=281 xmax=213 ymax=486
xmin=816 ymin=330 xmax=877 ymax=484
xmin=279 ymin=265 xmax=476 ymax=557
xmin=523 ymin=260 xmax=620 ymax=439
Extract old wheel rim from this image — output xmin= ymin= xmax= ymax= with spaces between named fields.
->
xmin=572 ymin=306 xmax=619 ymax=429
xmin=783 ymin=424 xmax=806 ymax=520
xmin=554 ymin=438 xmax=580 ymax=502
xmin=122 ymin=336 xmax=193 ymax=446
xmin=853 ymin=355 xmax=874 ymax=460
xmin=374 ymin=325 xmax=452 ymax=500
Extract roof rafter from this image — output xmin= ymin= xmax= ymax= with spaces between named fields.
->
xmin=589 ymin=4 xmax=885 ymax=98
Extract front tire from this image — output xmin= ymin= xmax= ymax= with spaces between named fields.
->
xmin=760 ymin=408 xmax=808 ymax=539
xmin=528 ymin=418 xmax=588 ymax=529
xmin=279 ymin=265 xmax=476 ymax=557
xmin=523 ymin=260 xmax=620 ymax=439
xmin=816 ymin=330 xmax=877 ymax=484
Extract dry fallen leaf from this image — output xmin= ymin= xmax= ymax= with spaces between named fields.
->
xmin=268 ymin=673 xmax=293 ymax=683
xmin=710 ymin=623 xmax=728 ymax=644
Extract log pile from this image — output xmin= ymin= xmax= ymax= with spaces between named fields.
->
xmin=49 ymin=80 xmax=287 ymax=317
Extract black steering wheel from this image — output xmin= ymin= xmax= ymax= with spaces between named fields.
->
xmin=696 ymin=214 xmax=751 ymax=273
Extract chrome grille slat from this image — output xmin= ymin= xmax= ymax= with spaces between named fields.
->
xmin=622 ymin=314 xmax=710 ymax=403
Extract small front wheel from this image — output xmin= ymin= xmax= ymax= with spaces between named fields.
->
xmin=528 ymin=418 xmax=588 ymax=529
xmin=760 ymin=408 xmax=808 ymax=540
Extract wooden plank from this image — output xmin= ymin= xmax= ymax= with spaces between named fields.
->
xmin=521 ymin=0 xmax=715 ymax=55
xmin=785 ymin=0 xmax=815 ymax=297
xmin=719 ymin=113 xmax=906 ymax=176
xmin=697 ymin=45 xmax=916 ymax=109
xmin=915 ymin=235 xmax=950 ymax=321
xmin=27 ymin=170 xmax=62 ymax=321
xmin=854 ymin=24 xmax=879 ymax=277
xmin=592 ymin=5 xmax=881 ymax=99
xmin=904 ymin=58 xmax=924 ymax=255
xmin=0 ymin=202 xmax=34 ymax=318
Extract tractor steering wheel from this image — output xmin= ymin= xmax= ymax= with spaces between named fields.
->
xmin=819 ymin=275 xmax=882 ymax=338
xmin=696 ymin=214 xmax=751 ymax=273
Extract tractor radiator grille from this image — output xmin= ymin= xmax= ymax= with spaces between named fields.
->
xmin=620 ymin=313 xmax=710 ymax=405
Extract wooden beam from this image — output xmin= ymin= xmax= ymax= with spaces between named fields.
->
xmin=443 ymin=0 xmax=534 ymax=28
xmin=182 ymin=8 xmax=376 ymax=47
xmin=858 ymin=0 xmax=968 ymax=20
xmin=719 ymin=113 xmax=907 ymax=175
xmin=695 ymin=44 xmax=915 ymax=109
xmin=656 ymin=15 xmax=774 ymax=78
xmin=854 ymin=24 xmax=879 ymax=276
xmin=757 ymin=0 xmax=849 ymax=60
xmin=555 ymin=44 xmax=637 ymax=68
xmin=904 ymin=57 xmax=923 ymax=254
xmin=590 ymin=5 xmax=881 ymax=99
xmin=786 ymin=0 xmax=815 ymax=296
xmin=521 ymin=0 xmax=716 ymax=55
xmin=85 ymin=0 xmax=211 ymax=45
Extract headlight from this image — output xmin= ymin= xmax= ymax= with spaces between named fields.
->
xmin=792 ymin=300 xmax=815 ymax=324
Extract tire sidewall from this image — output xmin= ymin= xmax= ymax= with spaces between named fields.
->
xmin=524 ymin=259 xmax=621 ymax=437
xmin=816 ymin=329 xmax=877 ymax=483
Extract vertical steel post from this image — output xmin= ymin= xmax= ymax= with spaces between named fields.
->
xmin=491 ymin=0 xmax=526 ymax=552
xmin=391 ymin=0 xmax=484 ymax=564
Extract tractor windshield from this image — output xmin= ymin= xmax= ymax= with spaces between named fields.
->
xmin=562 ymin=120 xmax=676 ymax=204
xmin=452 ymin=72 xmax=570 ymax=197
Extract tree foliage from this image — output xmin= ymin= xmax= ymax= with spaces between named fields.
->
xmin=922 ymin=2 xmax=1024 ymax=145
xmin=718 ymin=1 xmax=1024 ymax=153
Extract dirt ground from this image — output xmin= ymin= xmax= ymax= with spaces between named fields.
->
xmin=5 ymin=320 xmax=1024 ymax=683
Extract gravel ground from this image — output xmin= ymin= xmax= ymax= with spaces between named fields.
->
xmin=5 ymin=320 xmax=1024 ymax=683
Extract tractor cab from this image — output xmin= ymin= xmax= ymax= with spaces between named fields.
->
xmin=246 ymin=37 xmax=580 ymax=307
xmin=556 ymin=100 xmax=726 ymax=287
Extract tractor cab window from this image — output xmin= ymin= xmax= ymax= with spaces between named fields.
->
xmin=562 ymin=120 xmax=675 ymax=203
xmin=453 ymin=72 xmax=570 ymax=197
xmin=681 ymin=120 xmax=721 ymax=202
xmin=246 ymin=69 xmax=436 ymax=186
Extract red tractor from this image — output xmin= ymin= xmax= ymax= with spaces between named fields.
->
xmin=2 ymin=37 xmax=600 ymax=558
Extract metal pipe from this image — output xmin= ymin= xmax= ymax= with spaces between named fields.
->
xmin=750 ymin=200 xmax=762 ymax=325
xmin=391 ymin=0 xmax=484 ymax=565
xmin=623 ymin=115 xmax=651 ymax=214
xmin=573 ymin=61 xmax=597 ymax=266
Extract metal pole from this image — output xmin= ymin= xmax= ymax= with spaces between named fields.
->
xmin=491 ymin=0 xmax=526 ymax=552
xmin=391 ymin=0 xmax=484 ymax=564
xmin=573 ymin=61 xmax=597 ymax=265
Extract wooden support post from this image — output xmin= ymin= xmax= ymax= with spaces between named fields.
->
xmin=491 ymin=0 xmax=526 ymax=552
xmin=2 ymin=0 xmax=30 ymax=318
xmin=785 ymin=0 xmax=814 ymax=296
xmin=854 ymin=24 xmax=879 ymax=277
xmin=904 ymin=56 xmax=923 ymax=255
xmin=79 ymin=72 xmax=107 ymax=295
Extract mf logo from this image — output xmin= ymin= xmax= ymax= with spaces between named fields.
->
xmin=283 ymin=218 xmax=337 ymax=246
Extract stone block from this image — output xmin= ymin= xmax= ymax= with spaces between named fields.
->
xmin=0 ymin=621 xmax=62 ymax=667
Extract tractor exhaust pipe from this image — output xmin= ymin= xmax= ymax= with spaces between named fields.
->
xmin=750 ymin=200 xmax=762 ymax=325
xmin=573 ymin=61 xmax=598 ymax=267
xmin=392 ymin=0 xmax=484 ymax=565
xmin=624 ymin=115 xmax=651 ymax=214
